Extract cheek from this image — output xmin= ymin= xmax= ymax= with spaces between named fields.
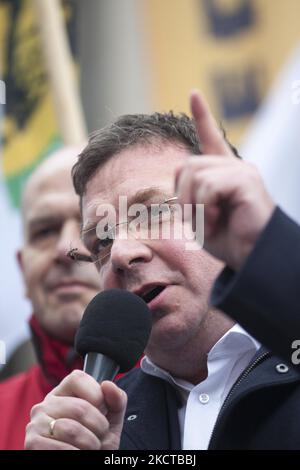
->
xmin=74 ymin=262 xmax=101 ymax=287
xmin=187 ymin=250 xmax=224 ymax=292
xmin=155 ymin=238 xmax=198 ymax=273
xmin=21 ymin=249 xmax=50 ymax=290
xmin=160 ymin=239 xmax=223 ymax=285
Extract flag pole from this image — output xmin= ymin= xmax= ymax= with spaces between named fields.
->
xmin=33 ymin=0 xmax=87 ymax=145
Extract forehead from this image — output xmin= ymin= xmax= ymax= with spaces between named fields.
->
xmin=24 ymin=165 xmax=79 ymax=224
xmin=82 ymin=143 xmax=190 ymax=219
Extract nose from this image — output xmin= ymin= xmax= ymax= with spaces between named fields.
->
xmin=55 ymin=220 xmax=83 ymax=266
xmin=110 ymin=236 xmax=152 ymax=274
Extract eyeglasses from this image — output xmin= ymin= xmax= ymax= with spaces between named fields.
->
xmin=68 ymin=197 xmax=180 ymax=266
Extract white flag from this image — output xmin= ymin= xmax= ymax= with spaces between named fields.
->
xmin=0 ymin=174 xmax=31 ymax=364
xmin=241 ymin=45 xmax=300 ymax=224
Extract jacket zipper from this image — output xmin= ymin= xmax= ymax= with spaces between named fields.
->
xmin=208 ymin=350 xmax=270 ymax=449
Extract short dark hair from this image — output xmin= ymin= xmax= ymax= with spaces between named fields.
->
xmin=72 ymin=111 xmax=239 ymax=198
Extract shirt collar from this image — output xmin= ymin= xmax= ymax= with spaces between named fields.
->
xmin=141 ymin=323 xmax=260 ymax=391
xmin=208 ymin=323 xmax=260 ymax=359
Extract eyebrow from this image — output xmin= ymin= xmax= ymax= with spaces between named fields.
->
xmin=27 ymin=216 xmax=61 ymax=229
xmin=81 ymin=187 xmax=172 ymax=237
xmin=127 ymin=187 xmax=169 ymax=207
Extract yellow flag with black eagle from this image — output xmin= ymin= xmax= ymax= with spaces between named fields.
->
xmin=0 ymin=0 xmax=77 ymax=208
xmin=145 ymin=0 xmax=300 ymax=145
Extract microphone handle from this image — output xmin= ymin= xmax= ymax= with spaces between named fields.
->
xmin=83 ymin=352 xmax=120 ymax=382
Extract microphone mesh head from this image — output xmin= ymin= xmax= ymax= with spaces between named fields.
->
xmin=75 ymin=289 xmax=152 ymax=373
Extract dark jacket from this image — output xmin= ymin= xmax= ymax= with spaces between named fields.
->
xmin=118 ymin=208 xmax=300 ymax=450
xmin=118 ymin=353 xmax=300 ymax=450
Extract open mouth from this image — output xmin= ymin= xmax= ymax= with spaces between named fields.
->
xmin=140 ymin=285 xmax=166 ymax=304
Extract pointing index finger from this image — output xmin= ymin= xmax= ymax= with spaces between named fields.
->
xmin=190 ymin=90 xmax=232 ymax=157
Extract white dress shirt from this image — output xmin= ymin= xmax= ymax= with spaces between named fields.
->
xmin=141 ymin=323 xmax=260 ymax=450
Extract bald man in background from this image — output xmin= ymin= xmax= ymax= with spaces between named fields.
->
xmin=0 ymin=148 xmax=101 ymax=449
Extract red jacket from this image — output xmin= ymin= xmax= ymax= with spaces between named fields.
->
xmin=0 ymin=316 xmax=141 ymax=449
xmin=0 ymin=316 xmax=83 ymax=450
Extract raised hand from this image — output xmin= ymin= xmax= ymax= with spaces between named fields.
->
xmin=176 ymin=90 xmax=275 ymax=271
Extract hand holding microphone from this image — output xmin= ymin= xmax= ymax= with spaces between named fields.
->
xmin=25 ymin=290 xmax=151 ymax=450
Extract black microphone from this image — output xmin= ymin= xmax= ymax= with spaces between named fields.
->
xmin=75 ymin=289 xmax=152 ymax=382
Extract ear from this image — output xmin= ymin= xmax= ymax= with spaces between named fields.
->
xmin=16 ymin=249 xmax=30 ymax=299
xmin=16 ymin=249 xmax=24 ymax=272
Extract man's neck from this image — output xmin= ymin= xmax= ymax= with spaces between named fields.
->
xmin=147 ymin=311 xmax=235 ymax=385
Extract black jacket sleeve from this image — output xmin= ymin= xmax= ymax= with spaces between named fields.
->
xmin=211 ymin=207 xmax=300 ymax=366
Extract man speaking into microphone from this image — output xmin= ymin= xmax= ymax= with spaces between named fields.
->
xmin=25 ymin=92 xmax=300 ymax=450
